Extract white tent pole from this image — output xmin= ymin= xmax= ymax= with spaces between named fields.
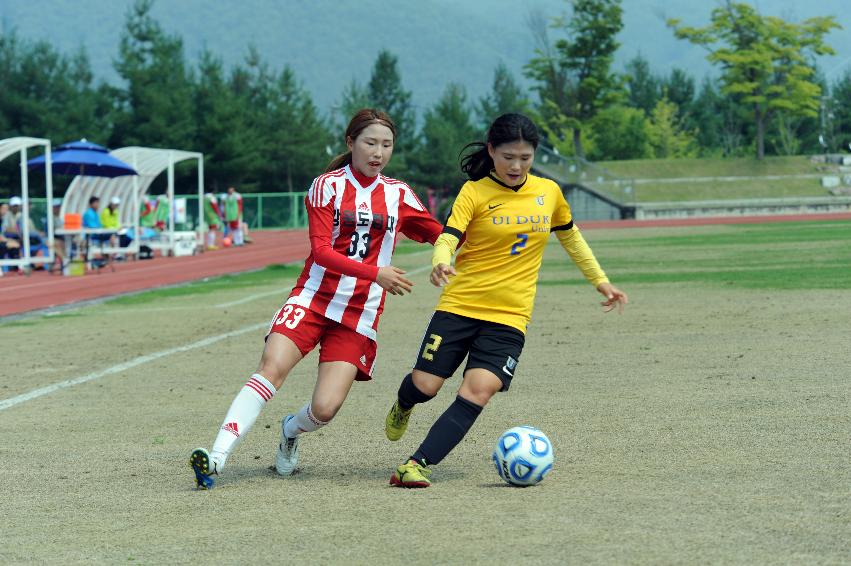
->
xmin=133 ymin=150 xmax=140 ymax=255
xmin=197 ymin=154 xmax=204 ymax=251
xmin=19 ymin=146 xmax=32 ymax=264
xmin=168 ymin=152 xmax=175 ymax=254
xmin=44 ymin=140 xmax=54 ymax=264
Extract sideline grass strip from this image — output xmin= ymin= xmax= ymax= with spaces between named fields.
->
xmin=107 ymin=264 xmax=302 ymax=305
xmin=543 ymin=220 xmax=851 ymax=290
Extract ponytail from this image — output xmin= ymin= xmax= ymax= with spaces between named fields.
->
xmin=459 ymin=142 xmax=492 ymax=181
xmin=325 ymin=151 xmax=352 ymax=173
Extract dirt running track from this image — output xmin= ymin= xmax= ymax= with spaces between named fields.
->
xmin=2 ymin=211 xmax=850 ymax=318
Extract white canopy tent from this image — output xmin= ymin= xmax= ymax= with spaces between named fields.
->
xmin=0 ymin=137 xmax=54 ymax=271
xmin=60 ymin=146 xmax=204 ymax=255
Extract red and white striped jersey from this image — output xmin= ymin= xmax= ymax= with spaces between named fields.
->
xmin=286 ymin=165 xmax=441 ymax=341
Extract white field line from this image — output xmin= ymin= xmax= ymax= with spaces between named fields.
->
xmin=215 ymin=289 xmax=284 ymax=308
xmin=0 ymin=322 xmax=265 ymax=412
xmin=1 ymin=261 xmax=436 ymax=411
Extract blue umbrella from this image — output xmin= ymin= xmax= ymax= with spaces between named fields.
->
xmin=27 ymin=139 xmax=137 ymax=177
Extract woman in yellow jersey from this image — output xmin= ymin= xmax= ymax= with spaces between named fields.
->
xmin=386 ymin=113 xmax=628 ymax=488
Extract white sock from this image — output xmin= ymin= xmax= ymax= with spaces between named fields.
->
xmin=206 ymin=231 xmax=216 ymax=247
xmin=233 ymin=228 xmax=244 ymax=246
xmin=210 ymin=373 xmax=276 ymax=472
xmin=283 ymin=403 xmax=328 ymax=439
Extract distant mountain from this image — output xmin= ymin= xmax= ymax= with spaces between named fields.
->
xmin=2 ymin=0 xmax=849 ymax=117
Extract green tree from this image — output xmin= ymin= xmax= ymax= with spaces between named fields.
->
xmin=587 ymin=105 xmax=650 ymax=160
xmin=661 ymin=68 xmax=696 ymax=123
xmin=624 ymin=54 xmax=659 ymax=115
xmin=367 ymin=50 xmax=415 ymax=151
xmin=112 ymin=0 xmax=195 ymax=150
xmin=832 ymin=70 xmax=851 ymax=152
xmin=524 ymin=0 xmax=624 ymax=158
xmin=193 ymin=50 xmax=259 ymax=191
xmin=646 ymin=98 xmax=699 ymax=158
xmin=337 ymin=79 xmax=369 ymax=126
xmin=230 ymin=48 xmax=331 ymax=192
xmin=477 ymin=62 xmax=529 ymax=130
xmin=0 ymin=30 xmax=107 ymax=143
xmin=409 ymin=83 xmax=477 ymax=196
xmin=669 ymin=2 xmax=841 ymax=159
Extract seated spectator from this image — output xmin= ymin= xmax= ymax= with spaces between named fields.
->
xmin=2 ymin=196 xmax=23 ymax=240
xmin=2 ymin=196 xmax=49 ymax=264
xmin=101 ymin=196 xmax=121 ymax=231
xmin=1 ymin=232 xmax=21 ymax=268
xmin=83 ymin=196 xmax=113 ymax=244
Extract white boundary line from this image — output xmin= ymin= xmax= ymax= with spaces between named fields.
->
xmin=215 ymin=289 xmax=284 ymax=308
xmin=0 ymin=261 xmax=435 ymax=413
xmin=0 ymin=322 xmax=265 ymax=412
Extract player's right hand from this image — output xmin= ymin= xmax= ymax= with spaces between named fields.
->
xmin=377 ymin=266 xmax=414 ymax=296
xmin=430 ymin=263 xmax=456 ymax=287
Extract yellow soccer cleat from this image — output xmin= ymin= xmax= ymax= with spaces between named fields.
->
xmin=384 ymin=401 xmax=414 ymax=441
xmin=390 ymin=459 xmax=432 ymax=488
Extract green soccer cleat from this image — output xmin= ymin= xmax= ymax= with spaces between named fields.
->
xmin=384 ymin=401 xmax=414 ymax=441
xmin=390 ymin=459 xmax=432 ymax=488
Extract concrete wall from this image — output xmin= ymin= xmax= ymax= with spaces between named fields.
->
xmin=635 ymin=196 xmax=851 ymax=220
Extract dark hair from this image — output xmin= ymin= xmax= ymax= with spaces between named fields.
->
xmin=459 ymin=113 xmax=539 ymax=181
xmin=326 ymin=108 xmax=397 ymax=172
xmin=89 ymin=196 xmax=100 ymax=205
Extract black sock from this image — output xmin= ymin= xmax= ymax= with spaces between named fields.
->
xmin=397 ymin=373 xmax=435 ymax=410
xmin=412 ymin=395 xmax=483 ymax=466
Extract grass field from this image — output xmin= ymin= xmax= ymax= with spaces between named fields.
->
xmin=2 ymin=220 xmax=849 ymax=564
xmin=596 ymin=156 xmax=839 ymax=203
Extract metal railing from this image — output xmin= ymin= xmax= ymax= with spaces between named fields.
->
xmin=535 ymin=146 xmax=636 ymax=205
xmin=24 ymin=192 xmax=309 ymax=232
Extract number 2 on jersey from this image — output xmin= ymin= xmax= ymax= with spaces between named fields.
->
xmin=276 ymin=305 xmax=306 ymax=329
xmin=510 ymin=233 xmax=528 ymax=255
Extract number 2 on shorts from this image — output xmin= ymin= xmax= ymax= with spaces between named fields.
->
xmin=421 ymin=333 xmax=443 ymax=361
xmin=276 ymin=305 xmax=306 ymax=329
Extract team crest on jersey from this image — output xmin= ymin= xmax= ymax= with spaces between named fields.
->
xmin=536 ymin=194 xmax=545 ymax=205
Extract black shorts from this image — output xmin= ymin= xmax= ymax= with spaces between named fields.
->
xmin=412 ymin=310 xmax=525 ymax=392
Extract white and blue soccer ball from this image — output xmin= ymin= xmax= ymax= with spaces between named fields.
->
xmin=492 ymin=426 xmax=554 ymax=487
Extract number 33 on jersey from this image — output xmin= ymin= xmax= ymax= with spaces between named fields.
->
xmin=282 ymin=165 xmax=441 ymax=341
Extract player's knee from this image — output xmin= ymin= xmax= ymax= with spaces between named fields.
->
xmin=255 ymin=360 xmax=287 ymax=389
xmin=309 ymin=399 xmax=341 ymax=423
xmin=412 ymin=370 xmax=444 ymax=397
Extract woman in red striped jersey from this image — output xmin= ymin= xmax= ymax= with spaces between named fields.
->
xmin=189 ymin=109 xmax=442 ymax=489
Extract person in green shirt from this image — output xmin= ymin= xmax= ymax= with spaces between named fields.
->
xmin=203 ymin=193 xmax=222 ymax=250
xmin=224 ymin=186 xmax=244 ymax=246
xmin=100 ymin=197 xmax=121 ymax=230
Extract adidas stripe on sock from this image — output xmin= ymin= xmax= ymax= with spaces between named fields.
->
xmin=210 ymin=373 xmax=276 ymax=471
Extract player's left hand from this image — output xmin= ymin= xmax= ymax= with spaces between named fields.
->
xmin=596 ymin=282 xmax=628 ymax=314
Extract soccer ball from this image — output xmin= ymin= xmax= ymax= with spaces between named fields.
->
xmin=222 ymin=236 xmax=232 ymax=247
xmin=492 ymin=426 xmax=554 ymax=486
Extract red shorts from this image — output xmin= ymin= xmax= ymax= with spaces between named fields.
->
xmin=228 ymin=220 xmax=240 ymax=230
xmin=266 ymin=303 xmax=377 ymax=381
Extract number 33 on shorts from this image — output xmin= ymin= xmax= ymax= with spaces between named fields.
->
xmin=275 ymin=305 xmax=306 ymax=329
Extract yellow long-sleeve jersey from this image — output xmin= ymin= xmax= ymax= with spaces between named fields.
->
xmin=432 ymin=173 xmax=608 ymax=334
